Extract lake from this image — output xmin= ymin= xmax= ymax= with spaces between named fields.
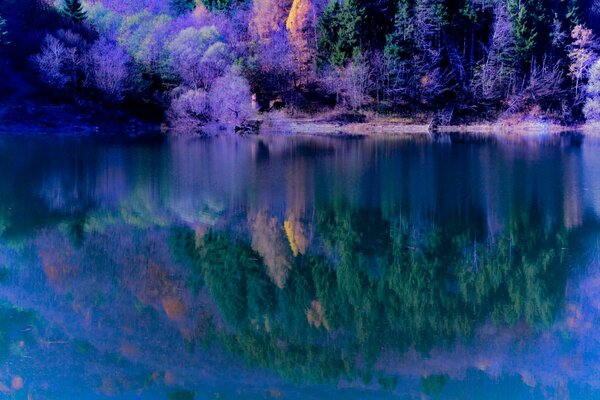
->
xmin=0 ymin=132 xmax=598 ymax=399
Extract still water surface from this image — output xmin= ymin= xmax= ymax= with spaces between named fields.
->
xmin=0 ymin=133 xmax=599 ymax=399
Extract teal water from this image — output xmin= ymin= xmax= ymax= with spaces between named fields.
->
xmin=0 ymin=133 xmax=598 ymax=399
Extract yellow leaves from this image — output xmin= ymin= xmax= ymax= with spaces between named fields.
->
xmin=284 ymin=215 xmax=308 ymax=256
xmin=251 ymin=0 xmax=291 ymax=39
xmin=285 ymin=0 xmax=311 ymax=34
xmin=284 ymin=220 xmax=298 ymax=256
xmin=285 ymin=0 xmax=315 ymax=79
xmin=306 ymin=300 xmax=330 ymax=330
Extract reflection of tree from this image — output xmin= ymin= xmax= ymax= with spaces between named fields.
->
xmin=249 ymin=210 xmax=292 ymax=289
xmin=202 ymin=231 xmax=276 ymax=327
xmin=177 ymin=202 xmax=571 ymax=385
xmin=0 ymin=206 xmax=9 ymax=237
xmin=0 ymin=303 xmax=37 ymax=363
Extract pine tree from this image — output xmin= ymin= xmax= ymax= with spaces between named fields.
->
xmin=331 ymin=0 xmax=364 ymax=66
xmin=170 ymin=0 xmax=196 ymax=15
xmin=63 ymin=0 xmax=86 ymax=23
xmin=566 ymin=0 xmax=581 ymax=28
xmin=508 ymin=0 xmax=536 ymax=66
xmin=317 ymin=0 xmax=340 ymax=67
xmin=384 ymin=0 xmax=414 ymax=59
xmin=200 ymin=0 xmax=238 ymax=12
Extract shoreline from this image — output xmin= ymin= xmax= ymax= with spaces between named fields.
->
xmin=266 ymin=115 xmax=588 ymax=137
xmin=0 ymin=98 xmax=594 ymax=138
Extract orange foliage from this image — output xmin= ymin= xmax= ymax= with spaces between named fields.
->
xmin=10 ymin=376 xmax=23 ymax=391
xmin=251 ymin=0 xmax=292 ymax=39
xmin=38 ymin=240 xmax=79 ymax=291
xmin=286 ymin=0 xmax=315 ymax=80
xmin=250 ymin=210 xmax=293 ymax=289
xmin=161 ymin=297 xmax=188 ymax=321
xmin=306 ymin=300 xmax=330 ymax=330
xmin=164 ymin=371 xmax=177 ymax=386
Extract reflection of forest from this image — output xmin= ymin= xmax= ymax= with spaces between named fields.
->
xmin=193 ymin=204 xmax=570 ymax=383
xmin=0 ymin=136 xmax=599 ymax=397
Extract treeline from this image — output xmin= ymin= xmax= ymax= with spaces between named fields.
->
xmin=1 ymin=0 xmax=600 ymax=130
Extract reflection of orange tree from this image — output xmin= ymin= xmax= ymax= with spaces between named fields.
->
xmin=171 ymin=204 xmax=571 ymax=386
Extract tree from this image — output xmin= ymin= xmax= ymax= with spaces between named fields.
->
xmin=471 ymin=2 xmax=516 ymax=105
xmin=584 ymin=59 xmax=600 ymax=121
xmin=506 ymin=0 xmax=549 ymax=68
xmin=170 ymin=0 xmax=196 ymax=15
xmin=331 ymin=0 xmax=364 ymax=66
xmin=33 ymin=34 xmax=71 ymax=87
xmin=384 ymin=0 xmax=414 ymax=60
xmin=86 ymin=38 xmax=131 ymax=102
xmin=167 ymin=26 xmax=231 ymax=89
xmin=251 ymin=0 xmax=292 ymax=40
xmin=316 ymin=0 xmax=340 ymax=67
xmin=168 ymin=86 xmax=210 ymax=132
xmin=339 ymin=54 xmax=373 ymax=109
xmin=568 ymin=25 xmax=597 ymax=100
xmin=63 ymin=0 xmax=87 ymax=23
xmin=286 ymin=0 xmax=316 ymax=81
xmin=199 ymin=0 xmax=239 ymax=12
xmin=209 ymin=69 xmax=255 ymax=126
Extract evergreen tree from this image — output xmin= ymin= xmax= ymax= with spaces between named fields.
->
xmin=63 ymin=0 xmax=86 ymax=23
xmin=200 ymin=0 xmax=239 ymax=12
xmin=170 ymin=0 xmax=196 ymax=15
xmin=507 ymin=0 xmax=549 ymax=67
xmin=566 ymin=0 xmax=581 ymax=28
xmin=331 ymin=0 xmax=364 ymax=66
xmin=317 ymin=0 xmax=340 ymax=68
xmin=384 ymin=0 xmax=414 ymax=59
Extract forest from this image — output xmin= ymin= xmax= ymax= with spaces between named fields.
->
xmin=2 ymin=0 xmax=600 ymax=131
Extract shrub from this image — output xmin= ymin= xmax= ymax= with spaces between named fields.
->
xmin=583 ymin=97 xmax=600 ymax=121
xmin=168 ymin=86 xmax=210 ymax=131
xmin=208 ymin=69 xmax=254 ymax=125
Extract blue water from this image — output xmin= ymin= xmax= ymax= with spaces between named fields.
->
xmin=0 ymin=133 xmax=598 ymax=399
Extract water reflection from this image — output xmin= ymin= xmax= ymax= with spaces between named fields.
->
xmin=0 ymin=134 xmax=599 ymax=398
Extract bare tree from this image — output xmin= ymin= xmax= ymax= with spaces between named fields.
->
xmin=208 ymin=68 xmax=255 ymax=126
xmin=86 ymin=38 xmax=131 ymax=102
xmin=471 ymin=2 xmax=516 ymax=105
xmin=33 ymin=34 xmax=72 ymax=88
xmin=339 ymin=55 xmax=373 ymax=110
